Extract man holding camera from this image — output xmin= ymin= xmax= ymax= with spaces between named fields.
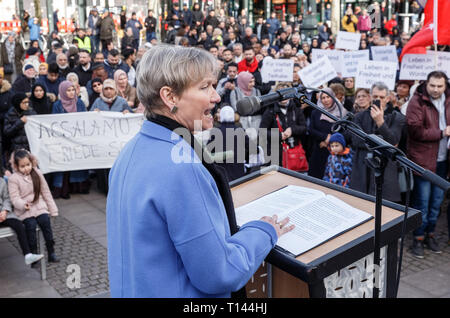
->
xmin=406 ymin=71 xmax=450 ymax=258
xmin=350 ymin=82 xmax=406 ymax=202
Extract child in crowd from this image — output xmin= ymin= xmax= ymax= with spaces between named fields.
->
xmin=7 ymin=149 xmax=60 ymax=263
xmin=323 ymin=133 xmax=352 ymax=188
xmin=0 ymin=168 xmax=44 ymax=265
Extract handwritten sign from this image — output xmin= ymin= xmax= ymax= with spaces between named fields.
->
xmin=400 ymin=51 xmax=450 ymax=80
xmin=371 ymin=45 xmax=399 ymax=70
xmin=25 ymin=112 xmax=145 ymax=173
xmin=298 ymin=56 xmax=338 ymax=88
xmin=311 ymin=49 xmax=343 ymax=75
xmin=261 ymin=57 xmax=294 ymax=83
xmin=335 ymin=31 xmax=361 ymax=51
xmin=341 ymin=50 xmax=370 ymax=78
xmin=355 ymin=60 xmax=397 ymax=90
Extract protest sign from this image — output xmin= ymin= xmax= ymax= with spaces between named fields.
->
xmin=355 ymin=60 xmax=397 ymax=90
xmin=335 ymin=31 xmax=361 ymax=51
xmin=399 ymin=51 xmax=450 ymax=80
xmin=341 ymin=50 xmax=370 ymax=78
xmin=25 ymin=112 xmax=145 ymax=174
xmin=311 ymin=49 xmax=343 ymax=74
xmin=298 ymin=56 xmax=338 ymax=88
xmin=371 ymin=45 xmax=399 ymax=69
xmin=261 ymin=57 xmax=294 ymax=83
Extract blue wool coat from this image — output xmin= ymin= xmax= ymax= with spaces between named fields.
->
xmin=107 ymin=120 xmax=277 ymax=297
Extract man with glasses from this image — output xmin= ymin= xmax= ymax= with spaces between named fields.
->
xmin=350 ymin=82 xmax=405 ymax=203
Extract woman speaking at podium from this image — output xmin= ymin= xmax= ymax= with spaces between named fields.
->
xmin=106 ymin=45 xmax=294 ymax=298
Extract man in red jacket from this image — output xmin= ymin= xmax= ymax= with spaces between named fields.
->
xmin=384 ymin=14 xmax=397 ymax=35
xmin=406 ymin=71 xmax=450 ymax=258
xmin=237 ymin=46 xmax=259 ymax=74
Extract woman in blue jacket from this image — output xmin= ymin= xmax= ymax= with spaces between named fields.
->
xmin=52 ymin=81 xmax=90 ymax=198
xmin=107 ymin=45 xmax=294 ymax=298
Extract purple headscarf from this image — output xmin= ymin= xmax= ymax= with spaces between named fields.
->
xmin=59 ymin=80 xmax=78 ymax=113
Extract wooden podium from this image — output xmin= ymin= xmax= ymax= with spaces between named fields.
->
xmin=230 ymin=166 xmax=421 ymax=298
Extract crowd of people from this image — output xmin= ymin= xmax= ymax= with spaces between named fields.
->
xmin=0 ymin=2 xmax=449 ymax=270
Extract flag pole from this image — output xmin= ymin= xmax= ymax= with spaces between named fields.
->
xmin=433 ymin=0 xmax=438 ymax=70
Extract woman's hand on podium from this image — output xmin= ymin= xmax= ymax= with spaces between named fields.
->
xmin=260 ymin=214 xmax=295 ymax=238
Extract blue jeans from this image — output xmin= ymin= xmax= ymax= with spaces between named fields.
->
xmin=146 ymin=31 xmax=156 ymax=43
xmin=412 ymin=161 xmax=447 ymax=237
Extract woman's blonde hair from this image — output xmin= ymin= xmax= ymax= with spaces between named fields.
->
xmin=136 ymin=44 xmax=219 ymax=116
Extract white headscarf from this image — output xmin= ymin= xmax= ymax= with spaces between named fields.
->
xmin=220 ymin=106 xmax=235 ymax=123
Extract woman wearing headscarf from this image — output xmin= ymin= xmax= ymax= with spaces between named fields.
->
xmin=230 ymin=71 xmax=261 ymax=142
xmin=1 ymin=31 xmax=25 ymax=83
xmin=51 ymin=81 xmax=89 ymax=199
xmin=3 ymin=93 xmax=37 ymax=152
xmin=90 ymin=79 xmax=132 ymax=113
xmin=113 ymin=69 xmax=138 ymax=109
xmin=66 ymin=72 xmax=89 ymax=107
xmin=308 ymin=87 xmax=348 ymax=179
xmin=88 ymin=78 xmax=103 ymax=110
xmin=28 ymin=83 xmax=56 ymax=115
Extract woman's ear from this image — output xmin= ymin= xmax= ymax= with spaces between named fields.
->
xmin=159 ymin=86 xmax=179 ymax=112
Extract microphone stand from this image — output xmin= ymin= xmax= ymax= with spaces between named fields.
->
xmin=294 ymin=90 xmax=450 ymax=299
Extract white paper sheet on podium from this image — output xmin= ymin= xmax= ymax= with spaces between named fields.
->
xmin=235 ymin=185 xmax=373 ymax=256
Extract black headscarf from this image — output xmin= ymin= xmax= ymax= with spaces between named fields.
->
xmin=30 ymin=83 xmax=52 ymax=114
xmin=89 ymin=78 xmax=103 ymax=110
xmin=11 ymin=92 xmax=28 ymax=115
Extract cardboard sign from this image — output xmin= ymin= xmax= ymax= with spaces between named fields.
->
xmin=261 ymin=57 xmax=294 ymax=83
xmin=400 ymin=51 xmax=450 ymax=80
xmin=335 ymin=31 xmax=361 ymax=51
xmin=341 ymin=50 xmax=370 ymax=78
xmin=355 ymin=60 xmax=397 ymax=90
xmin=25 ymin=112 xmax=145 ymax=173
xmin=311 ymin=49 xmax=343 ymax=74
xmin=298 ymin=56 xmax=338 ymax=88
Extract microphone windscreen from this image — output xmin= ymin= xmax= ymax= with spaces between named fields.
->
xmin=236 ymin=96 xmax=259 ymax=116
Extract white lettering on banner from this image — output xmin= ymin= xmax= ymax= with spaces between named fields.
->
xmin=335 ymin=31 xmax=361 ymax=51
xmin=355 ymin=60 xmax=397 ymax=91
xmin=400 ymin=51 xmax=450 ymax=80
xmin=298 ymin=56 xmax=338 ymax=88
xmin=341 ymin=50 xmax=370 ymax=78
xmin=25 ymin=112 xmax=145 ymax=174
xmin=261 ymin=57 xmax=294 ymax=83
xmin=311 ymin=49 xmax=343 ymax=75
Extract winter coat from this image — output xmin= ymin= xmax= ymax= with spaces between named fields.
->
xmin=8 ymin=168 xmax=58 ymax=221
xmin=0 ymin=80 xmax=13 ymax=126
xmin=97 ymin=15 xmax=115 ymax=41
xmin=90 ymin=95 xmax=132 ymax=113
xmin=28 ymin=20 xmax=41 ymax=41
xmin=323 ymin=147 xmax=353 ymax=188
xmin=406 ymin=82 xmax=450 ymax=173
xmin=52 ymin=98 xmax=86 ymax=114
xmin=36 ymin=74 xmax=64 ymax=96
xmin=125 ymin=18 xmax=143 ymax=40
xmin=1 ymin=39 xmax=25 ymax=75
xmin=0 ymin=178 xmax=15 ymax=219
xmin=3 ymin=107 xmax=37 ymax=151
xmin=12 ymin=74 xmax=36 ymax=94
xmin=357 ymin=15 xmax=372 ymax=32
xmin=308 ymin=109 xmax=334 ymax=179
xmin=103 ymin=60 xmax=130 ymax=79
xmin=341 ymin=14 xmax=358 ymax=33
xmin=260 ymin=101 xmax=307 ymax=166
xmin=350 ymin=108 xmax=406 ymax=202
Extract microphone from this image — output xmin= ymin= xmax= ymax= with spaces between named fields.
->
xmin=236 ymin=86 xmax=306 ymax=116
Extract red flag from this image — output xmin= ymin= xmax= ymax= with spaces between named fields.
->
xmin=400 ymin=0 xmax=450 ymax=61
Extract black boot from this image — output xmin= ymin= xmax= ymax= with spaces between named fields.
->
xmin=46 ymin=240 xmax=60 ymax=263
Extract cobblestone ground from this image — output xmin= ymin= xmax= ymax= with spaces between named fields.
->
xmin=7 ymin=205 xmax=109 ymax=298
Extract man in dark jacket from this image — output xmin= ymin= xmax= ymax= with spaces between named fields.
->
xmin=73 ymin=50 xmax=92 ymax=87
xmin=406 ymin=71 xmax=450 ymax=258
xmin=144 ymin=10 xmax=157 ymax=42
xmin=103 ymin=49 xmax=129 ymax=79
xmin=12 ymin=64 xmax=36 ymax=94
xmin=350 ymin=82 xmax=405 ymax=203
xmin=96 ymin=9 xmax=115 ymax=50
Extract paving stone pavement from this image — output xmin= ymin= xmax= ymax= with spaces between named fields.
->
xmin=1 ymin=184 xmax=449 ymax=298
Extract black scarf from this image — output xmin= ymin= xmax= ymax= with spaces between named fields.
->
xmin=30 ymin=84 xmax=52 ymax=115
xmin=148 ymin=114 xmax=245 ymax=298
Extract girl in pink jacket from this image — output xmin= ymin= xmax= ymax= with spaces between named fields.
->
xmin=8 ymin=149 xmax=60 ymax=263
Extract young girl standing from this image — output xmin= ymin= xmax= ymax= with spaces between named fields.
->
xmin=8 ymin=150 xmax=60 ymax=263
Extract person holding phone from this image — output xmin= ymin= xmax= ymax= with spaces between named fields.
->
xmin=349 ymin=82 xmax=406 ymax=203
